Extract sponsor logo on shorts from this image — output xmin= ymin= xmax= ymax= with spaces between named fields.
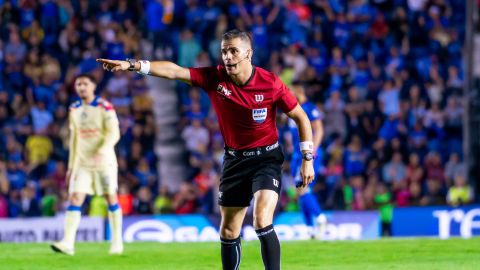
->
xmin=252 ymin=108 xmax=267 ymax=123
xmin=242 ymin=151 xmax=255 ymax=157
xmin=273 ymin=178 xmax=279 ymax=187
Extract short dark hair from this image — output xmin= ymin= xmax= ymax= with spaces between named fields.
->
xmin=75 ymin=73 xmax=97 ymax=84
xmin=222 ymin=29 xmax=253 ymax=49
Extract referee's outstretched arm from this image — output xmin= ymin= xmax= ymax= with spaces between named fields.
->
xmin=96 ymin=58 xmax=191 ymax=85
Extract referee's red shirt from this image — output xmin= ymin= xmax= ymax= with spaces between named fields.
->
xmin=189 ymin=65 xmax=298 ymax=150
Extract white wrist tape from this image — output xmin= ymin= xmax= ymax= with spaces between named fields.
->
xmin=300 ymin=141 xmax=314 ymax=151
xmin=138 ymin=60 xmax=151 ymax=75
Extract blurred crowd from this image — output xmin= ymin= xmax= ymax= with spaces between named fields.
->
xmin=0 ymin=0 xmax=475 ymax=219
xmin=176 ymin=0 xmax=475 ymax=219
xmin=0 ymin=0 xmax=157 ymax=218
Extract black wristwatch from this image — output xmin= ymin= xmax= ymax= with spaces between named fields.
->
xmin=303 ymin=152 xmax=314 ymax=161
xmin=126 ymin=58 xmax=136 ymax=71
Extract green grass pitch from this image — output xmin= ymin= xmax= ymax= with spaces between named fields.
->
xmin=1 ymin=238 xmax=479 ymax=269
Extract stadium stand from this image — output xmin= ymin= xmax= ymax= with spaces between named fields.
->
xmin=0 ymin=0 xmax=474 ymax=219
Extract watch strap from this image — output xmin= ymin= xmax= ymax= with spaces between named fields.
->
xmin=126 ymin=58 xmax=136 ymax=71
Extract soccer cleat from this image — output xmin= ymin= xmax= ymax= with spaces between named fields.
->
xmin=109 ymin=244 xmax=124 ymax=255
xmin=51 ymin=242 xmax=75 ymax=256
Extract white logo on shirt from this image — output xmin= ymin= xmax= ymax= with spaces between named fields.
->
xmin=217 ymin=84 xmax=232 ymax=97
xmin=255 ymin=94 xmax=264 ymax=102
xmin=252 ymin=108 xmax=267 ymax=123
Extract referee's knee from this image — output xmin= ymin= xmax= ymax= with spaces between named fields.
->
xmin=253 ymin=216 xmax=271 ymax=230
xmin=220 ymin=226 xmax=240 ymax=239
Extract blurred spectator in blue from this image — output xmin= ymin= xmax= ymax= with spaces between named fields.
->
xmin=20 ymin=185 xmax=41 ymax=217
xmin=146 ymin=0 xmax=173 ymax=55
xmin=323 ymin=91 xmax=346 ymax=139
xmin=6 ymin=160 xmax=27 ymax=191
xmin=343 ymin=135 xmax=368 ymax=178
xmin=133 ymin=186 xmax=153 ymax=215
xmin=134 ymin=158 xmax=157 ymax=190
xmin=382 ymin=152 xmax=406 ymax=190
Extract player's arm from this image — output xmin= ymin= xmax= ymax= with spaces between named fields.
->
xmin=311 ymin=118 xmax=323 ymax=156
xmin=97 ymin=108 xmax=120 ymax=154
xmin=67 ymin=113 xmax=76 ymax=186
xmin=96 ymin=58 xmax=191 ymax=85
xmin=286 ymin=104 xmax=315 ymax=188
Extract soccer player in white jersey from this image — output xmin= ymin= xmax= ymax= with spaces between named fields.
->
xmin=51 ymin=74 xmax=123 ymax=255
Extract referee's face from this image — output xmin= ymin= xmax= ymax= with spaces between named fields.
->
xmin=75 ymin=77 xmax=96 ymax=100
xmin=221 ymin=38 xmax=251 ymax=75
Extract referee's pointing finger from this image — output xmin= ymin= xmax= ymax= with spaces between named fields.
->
xmin=96 ymin=58 xmax=115 ymax=65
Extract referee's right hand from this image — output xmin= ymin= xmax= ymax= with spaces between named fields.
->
xmin=97 ymin=59 xmax=129 ymax=72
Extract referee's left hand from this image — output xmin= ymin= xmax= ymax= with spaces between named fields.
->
xmin=299 ymin=160 xmax=314 ymax=188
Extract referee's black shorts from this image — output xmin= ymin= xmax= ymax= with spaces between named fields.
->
xmin=218 ymin=142 xmax=284 ymax=207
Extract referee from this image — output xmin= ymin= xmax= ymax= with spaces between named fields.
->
xmin=98 ymin=29 xmax=314 ymax=270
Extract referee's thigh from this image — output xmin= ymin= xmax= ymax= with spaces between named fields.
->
xmin=252 ymin=189 xmax=278 ymax=229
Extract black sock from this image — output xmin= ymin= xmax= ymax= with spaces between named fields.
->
xmin=220 ymin=236 xmax=242 ymax=270
xmin=256 ymin=224 xmax=281 ymax=270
